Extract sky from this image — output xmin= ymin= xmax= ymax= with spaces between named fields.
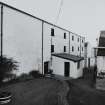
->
xmin=1 ymin=0 xmax=105 ymax=46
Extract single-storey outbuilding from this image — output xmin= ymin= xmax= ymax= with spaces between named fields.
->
xmin=52 ymin=53 xmax=84 ymax=78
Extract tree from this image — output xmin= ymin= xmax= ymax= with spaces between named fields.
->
xmin=0 ymin=56 xmax=18 ymax=84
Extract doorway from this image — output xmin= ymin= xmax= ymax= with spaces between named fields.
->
xmin=88 ymin=58 xmax=90 ymax=67
xmin=64 ymin=62 xmax=70 ymax=77
xmin=44 ymin=62 xmax=49 ymax=74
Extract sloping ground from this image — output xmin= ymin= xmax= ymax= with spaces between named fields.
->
xmin=67 ymin=78 xmax=105 ymax=105
xmin=0 ymin=78 xmax=66 ymax=105
xmin=96 ymin=78 xmax=105 ymax=90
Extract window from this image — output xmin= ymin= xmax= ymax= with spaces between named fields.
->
xmin=82 ymin=47 xmax=83 ymax=51
xmin=78 ymin=47 xmax=79 ymax=51
xmin=82 ymin=39 xmax=83 ymax=43
xmin=64 ymin=46 xmax=66 ymax=52
xmin=51 ymin=28 xmax=54 ymax=36
xmin=64 ymin=33 xmax=66 ymax=39
xmin=51 ymin=45 xmax=54 ymax=52
xmin=77 ymin=61 xmax=80 ymax=69
xmin=78 ymin=38 xmax=79 ymax=42
xmin=72 ymin=36 xmax=74 ymax=41
xmin=72 ymin=46 xmax=74 ymax=52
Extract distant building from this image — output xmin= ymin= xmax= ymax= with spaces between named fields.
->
xmin=0 ymin=2 xmax=85 ymax=78
xmin=97 ymin=31 xmax=105 ymax=74
xmin=84 ymin=42 xmax=95 ymax=68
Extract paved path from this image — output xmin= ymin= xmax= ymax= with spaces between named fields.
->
xmin=67 ymin=78 xmax=105 ymax=105
xmin=0 ymin=78 xmax=64 ymax=105
xmin=54 ymin=74 xmax=73 ymax=81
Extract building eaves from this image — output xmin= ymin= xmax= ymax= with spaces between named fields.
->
xmin=0 ymin=2 xmax=85 ymax=38
xmin=52 ymin=53 xmax=84 ymax=62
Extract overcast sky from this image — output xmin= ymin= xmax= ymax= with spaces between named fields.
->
xmin=1 ymin=0 xmax=105 ymax=46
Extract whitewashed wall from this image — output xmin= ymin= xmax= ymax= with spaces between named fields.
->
xmin=97 ymin=56 xmax=105 ymax=73
xmin=70 ymin=33 xmax=82 ymax=56
xmin=76 ymin=60 xmax=84 ymax=77
xmin=52 ymin=56 xmax=83 ymax=78
xmin=3 ymin=6 xmax=42 ymax=75
xmin=43 ymin=23 xmax=51 ymax=62
xmin=52 ymin=28 xmax=69 ymax=53
xmin=70 ymin=60 xmax=84 ymax=78
xmin=86 ymin=42 xmax=92 ymax=58
xmin=84 ymin=42 xmax=95 ymax=67
xmin=1 ymin=3 xmax=86 ymax=77
xmin=52 ymin=56 xmax=65 ymax=76
xmin=90 ymin=58 xmax=95 ymax=66
xmin=69 ymin=61 xmax=77 ymax=78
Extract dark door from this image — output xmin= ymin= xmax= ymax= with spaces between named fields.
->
xmin=64 ymin=62 xmax=70 ymax=77
xmin=44 ymin=62 xmax=49 ymax=74
xmin=88 ymin=58 xmax=90 ymax=67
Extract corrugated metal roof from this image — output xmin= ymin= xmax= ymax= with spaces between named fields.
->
xmin=52 ymin=53 xmax=84 ymax=62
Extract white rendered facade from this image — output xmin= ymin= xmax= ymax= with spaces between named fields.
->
xmin=0 ymin=2 xmax=85 ymax=78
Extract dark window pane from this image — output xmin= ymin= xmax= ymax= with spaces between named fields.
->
xmin=51 ymin=45 xmax=54 ymax=52
xmin=72 ymin=36 xmax=74 ymax=41
xmin=77 ymin=61 xmax=80 ymax=69
xmin=82 ymin=47 xmax=83 ymax=51
xmin=64 ymin=33 xmax=66 ymax=39
xmin=51 ymin=28 xmax=54 ymax=36
xmin=78 ymin=47 xmax=79 ymax=51
xmin=72 ymin=46 xmax=74 ymax=52
xmin=64 ymin=46 xmax=66 ymax=52
xmin=78 ymin=38 xmax=79 ymax=42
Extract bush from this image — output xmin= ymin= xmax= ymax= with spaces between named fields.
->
xmin=29 ymin=70 xmax=42 ymax=78
xmin=0 ymin=56 xmax=18 ymax=85
xmin=17 ymin=73 xmax=33 ymax=81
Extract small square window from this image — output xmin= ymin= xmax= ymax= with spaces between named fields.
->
xmin=77 ymin=61 xmax=80 ymax=69
xmin=51 ymin=45 xmax=54 ymax=53
xmin=78 ymin=38 xmax=79 ymax=42
xmin=82 ymin=47 xmax=83 ymax=51
xmin=64 ymin=33 xmax=66 ymax=39
xmin=78 ymin=47 xmax=79 ymax=51
xmin=51 ymin=28 xmax=54 ymax=36
xmin=72 ymin=46 xmax=74 ymax=52
xmin=72 ymin=36 xmax=74 ymax=41
xmin=64 ymin=46 xmax=66 ymax=52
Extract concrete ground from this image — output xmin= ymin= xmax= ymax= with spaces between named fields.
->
xmin=0 ymin=78 xmax=65 ymax=105
xmin=1 ymin=71 xmax=105 ymax=105
xmin=96 ymin=78 xmax=105 ymax=90
xmin=66 ymin=76 xmax=105 ymax=105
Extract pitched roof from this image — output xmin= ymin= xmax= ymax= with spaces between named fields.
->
xmin=52 ymin=53 xmax=84 ymax=62
xmin=97 ymin=33 xmax=105 ymax=56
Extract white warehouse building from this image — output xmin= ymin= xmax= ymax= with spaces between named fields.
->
xmin=0 ymin=2 xmax=85 ymax=78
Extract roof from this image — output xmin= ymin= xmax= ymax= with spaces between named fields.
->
xmin=97 ymin=35 xmax=105 ymax=56
xmin=0 ymin=2 xmax=85 ymax=39
xmin=52 ymin=53 xmax=84 ymax=62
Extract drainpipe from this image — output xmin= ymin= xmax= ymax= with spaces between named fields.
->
xmin=42 ymin=21 xmax=44 ymax=74
xmin=1 ymin=5 xmax=3 ymax=62
xmin=69 ymin=32 xmax=70 ymax=54
xmin=80 ymin=36 xmax=81 ymax=57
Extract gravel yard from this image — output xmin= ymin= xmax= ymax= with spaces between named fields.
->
xmin=0 ymin=78 xmax=65 ymax=105
xmin=67 ymin=77 xmax=105 ymax=105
